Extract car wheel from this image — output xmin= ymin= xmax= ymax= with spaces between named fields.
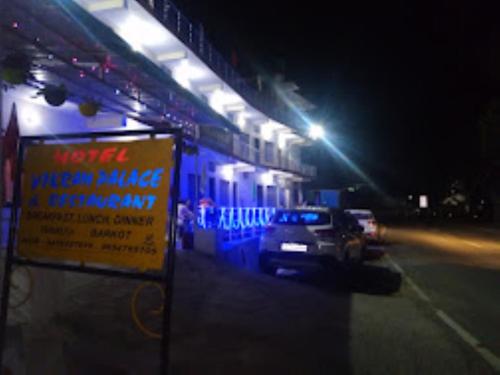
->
xmin=360 ymin=245 xmax=368 ymax=262
xmin=258 ymin=253 xmax=277 ymax=275
xmin=342 ymin=248 xmax=362 ymax=273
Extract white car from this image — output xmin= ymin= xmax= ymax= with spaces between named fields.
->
xmin=344 ymin=209 xmax=380 ymax=243
xmin=259 ymin=207 xmax=365 ymax=274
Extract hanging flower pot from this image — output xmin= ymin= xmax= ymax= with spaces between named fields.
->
xmin=1 ymin=52 xmax=31 ymax=86
xmin=41 ymin=84 xmax=67 ymax=107
xmin=2 ymin=68 xmax=27 ymax=85
xmin=79 ymin=100 xmax=100 ymax=117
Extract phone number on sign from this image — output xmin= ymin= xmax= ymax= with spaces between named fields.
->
xmin=101 ymin=243 xmax=157 ymax=254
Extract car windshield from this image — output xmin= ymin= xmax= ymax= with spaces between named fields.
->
xmin=274 ymin=210 xmax=331 ymax=225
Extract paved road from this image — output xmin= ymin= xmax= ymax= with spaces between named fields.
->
xmin=385 ymin=225 xmax=500 ymax=373
xmin=1 ymin=229 xmax=498 ymax=374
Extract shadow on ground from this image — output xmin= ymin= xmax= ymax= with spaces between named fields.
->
xmin=1 ymin=250 xmax=401 ymax=374
xmin=274 ymin=261 xmax=402 ymax=296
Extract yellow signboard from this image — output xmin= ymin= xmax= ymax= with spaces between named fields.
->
xmin=17 ymin=137 xmax=174 ymax=270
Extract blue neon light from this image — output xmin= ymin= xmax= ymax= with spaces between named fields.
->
xmin=274 ymin=211 xmax=329 ymax=225
xmin=198 ymin=206 xmax=276 ymax=231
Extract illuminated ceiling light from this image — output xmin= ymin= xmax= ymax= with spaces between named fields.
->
xmin=224 ymin=103 xmax=245 ymax=112
xmin=208 ymin=89 xmax=228 ymax=115
xmin=233 ymin=162 xmax=255 ymax=172
xmin=157 ymin=50 xmax=187 ymax=62
xmin=261 ymin=172 xmax=274 ymax=186
xmin=220 ymin=164 xmax=234 ymax=180
xmin=172 ymin=59 xmax=206 ymax=89
xmin=236 ymin=115 xmax=246 ymax=128
xmin=261 ymin=123 xmax=274 ymax=141
xmin=308 ymin=123 xmax=325 ymax=140
xmin=278 ymin=134 xmax=287 ymax=149
xmin=22 ymin=108 xmax=41 ymax=129
xmin=86 ymin=0 xmax=125 ymax=12
xmin=132 ymin=101 xmax=147 ymax=113
xmin=236 ymin=112 xmax=250 ymax=128
xmin=33 ymin=70 xmax=47 ymax=82
xmin=198 ymin=83 xmax=223 ymax=93
xmin=118 ymin=16 xmax=168 ymax=51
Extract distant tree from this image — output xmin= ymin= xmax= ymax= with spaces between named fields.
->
xmin=479 ymin=97 xmax=500 ymax=159
xmin=479 ymin=97 xmax=500 ymax=128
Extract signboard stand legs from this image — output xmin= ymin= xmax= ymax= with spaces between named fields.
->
xmin=0 ymin=136 xmax=24 ymax=374
xmin=160 ymin=132 xmax=183 ymax=374
xmin=0 ymin=129 xmax=183 ymax=375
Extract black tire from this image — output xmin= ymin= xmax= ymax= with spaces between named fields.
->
xmin=258 ymin=253 xmax=277 ymax=275
xmin=342 ymin=248 xmax=363 ymax=274
xmin=360 ymin=245 xmax=368 ymax=262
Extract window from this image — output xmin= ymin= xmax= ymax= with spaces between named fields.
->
xmin=293 ymin=188 xmax=300 ymax=206
xmin=257 ymin=185 xmax=263 ymax=207
xmin=266 ymin=185 xmax=277 ymax=207
xmin=240 ymin=133 xmax=250 ymax=159
xmin=232 ymin=182 xmax=238 ymax=206
xmin=279 ymin=188 xmax=286 ymax=207
xmin=254 ymin=139 xmax=260 ymax=163
xmin=219 ymin=179 xmax=230 ymax=206
xmin=208 ymin=177 xmax=216 ymax=202
xmin=264 ymin=141 xmax=274 ymax=163
xmin=274 ymin=210 xmax=331 ymax=225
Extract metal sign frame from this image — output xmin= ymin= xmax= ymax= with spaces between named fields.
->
xmin=0 ymin=128 xmax=183 ymax=374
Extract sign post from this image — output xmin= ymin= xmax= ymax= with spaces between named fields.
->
xmin=0 ymin=129 xmax=182 ymax=374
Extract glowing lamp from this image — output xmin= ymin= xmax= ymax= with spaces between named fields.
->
xmin=22 ymin=108 xmax=41 ymax=128
xmin=172 ymin=59 xmax=206 ymax=89
xmin=261 ymin=172 xmax=274 ymax=186
xmin=261 ymin=125 xmax=273 ymax=141
xmin=278 ymin=134 xmax=287 ymax=149
xmin=308 ymin=124 xmax=325 ymax=140
xmin=118 ymin=15 xmax=168 ymax=52
xmin=220 ymin=165 xmax=234 ymax=180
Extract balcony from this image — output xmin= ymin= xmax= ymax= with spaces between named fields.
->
xmin=137 ymin=0 xmax=302 ymax=130
xmin=301 ymin=164 xmax=317 ymax=178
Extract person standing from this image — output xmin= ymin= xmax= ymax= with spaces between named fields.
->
xmin=177 ymin=199 xmax=194 ymax=249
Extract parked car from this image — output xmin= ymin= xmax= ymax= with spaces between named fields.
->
xmin=344 ymin=209 xmax=380 ymax=243
xmin=259 ymin=207 xmax=365 ymax=275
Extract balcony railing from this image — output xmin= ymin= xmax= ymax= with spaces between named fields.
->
xmin=197 ymin=206 xmax=276 ymax=242
xmin=138 ymin=0 xmax=301 ymax=130
xmin=301 ymin=164 xmax=317 ymax=178
xmin=228 ymin=134 xmax=316 ymax=177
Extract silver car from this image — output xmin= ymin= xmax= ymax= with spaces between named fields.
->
xmin=259 ymin=207 xmax=365 ymax=274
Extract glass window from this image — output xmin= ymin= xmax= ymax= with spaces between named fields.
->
xmin=257 ymin=185 xmax=263 ymax=207
xmin=266 ymin=185 xmax=277 ymax=207
xmin=240 ymin=133 xmax=250 ymax=159
xmin=264 ymin=141 xmax=274 ymax=163
xmin=219 ymin=179 xmax=230 ymax=206
xmin=273 ymin=210 xmax=331 ymax=225
xmin=232 ymin=182 xmax=238 ymax=206
xmin=208 ymin=177 xmax=216 ymax=202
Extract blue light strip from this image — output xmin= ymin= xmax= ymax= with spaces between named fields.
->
xmin=198 ymin=206 xmax=276 ymax=231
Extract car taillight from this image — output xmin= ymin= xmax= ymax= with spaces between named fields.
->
xmin=314 ymin=229 xmax=336 ymax=238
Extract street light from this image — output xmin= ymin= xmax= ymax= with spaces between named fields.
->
xmin=308 ymin=124 xmax=325 ymax=140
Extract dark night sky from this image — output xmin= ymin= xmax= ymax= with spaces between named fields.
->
xmin=175 ymin=0 xmax=499 ymax=195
